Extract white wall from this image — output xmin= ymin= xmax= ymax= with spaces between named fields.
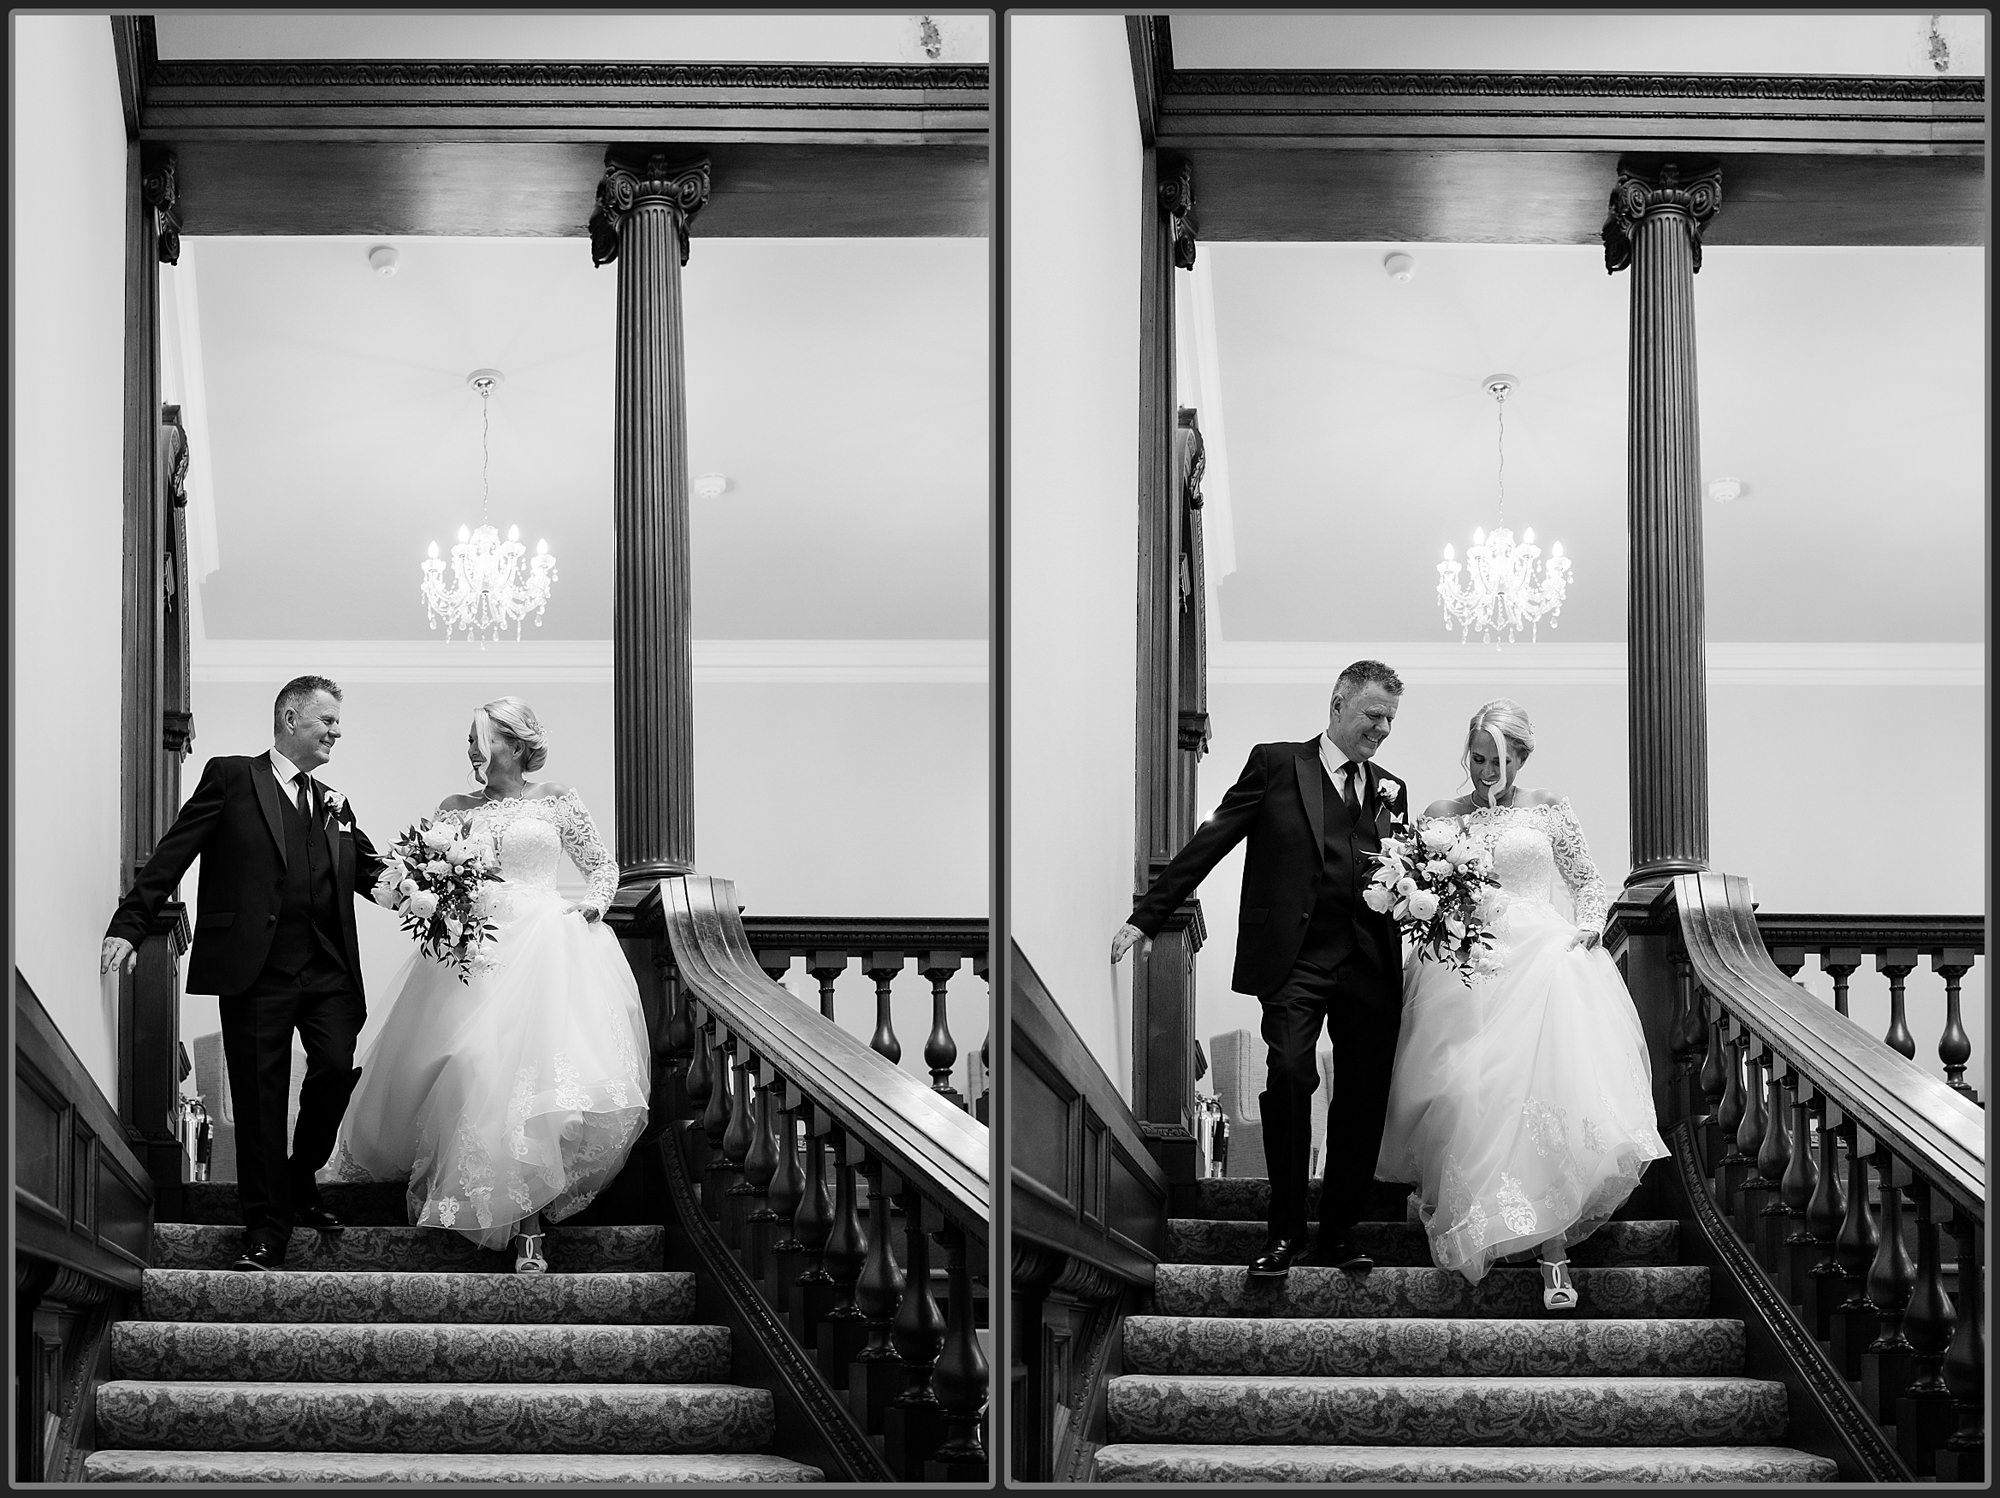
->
xmin=177 ymin=673 xmax=988 ymax=1090
xmin=1005 ymin=14 xmax=1143 ymax=1089
xmin=1190 ymin=667 xmax=1986 ymax=1100
xmin=11 ymin=15 xmax=130 ymax=1095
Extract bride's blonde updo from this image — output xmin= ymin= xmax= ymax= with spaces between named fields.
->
xmin=1462 ymin=698 xmax=1535 ymax=802
xmin=472 ymin=696 xmax=549 ymax=784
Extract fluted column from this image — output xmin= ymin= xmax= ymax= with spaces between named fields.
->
xmin=590 ymin=149 xmax=711 ymax=886
xmin=1604 ymin=156 xmax=1720 ymax=889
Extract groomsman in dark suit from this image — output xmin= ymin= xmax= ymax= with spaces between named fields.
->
xmin=1115 ymin=660 xmax=1409 ymax=1277
xmin=104 ymin=675 xmax=388 ymax=1270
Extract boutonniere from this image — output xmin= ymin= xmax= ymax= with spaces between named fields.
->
xmin=322 ymin=787 xmax=351 ymax=824
xmin=1377 ymin=778 xmax=1402 ymax=803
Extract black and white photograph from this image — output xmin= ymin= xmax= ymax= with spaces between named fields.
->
xmin=1006 ymin=11 xmax=1986 ymax=1487
xmin=14 ymin=11 xmax=990 ymax=1484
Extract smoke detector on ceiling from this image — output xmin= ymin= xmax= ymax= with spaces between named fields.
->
xmin=693 ymin=473 xmax=730 ymax=500
xmin=1706 ymin=477 xmax=1746 ymax=503
xmin=1383 ymin=251 xmax=1416 ymax=283
xmin=368 ymin=245 xmax=400 ymax=278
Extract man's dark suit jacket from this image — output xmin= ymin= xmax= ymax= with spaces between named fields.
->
xmin=106 ymin=754 xmax=386 ymax=997
xmin=1128 ymin=738 xmax=1410 ymax=998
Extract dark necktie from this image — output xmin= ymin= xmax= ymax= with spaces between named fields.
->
xmin=1341 ymin=762 xmax=1361 ymax=819
xmin=295 ymin=775 xmax=313 ymax=820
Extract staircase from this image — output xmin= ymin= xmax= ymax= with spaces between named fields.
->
xmin=83 ymin=1181 xmax=823 ymax=1484
xmin=1092 ymin=1175 xmax=1841 ymax=1483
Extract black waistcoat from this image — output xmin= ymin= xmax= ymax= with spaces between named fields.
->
xmin=268 ymin=786 xmax=347 ymax=976
xmin=1301 ymin=767 xmax=1363 ymax=964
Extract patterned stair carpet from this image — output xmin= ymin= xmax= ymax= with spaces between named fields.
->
xmin=1091 ymin=1177 xmax=1838 ymax=1484
xmin=83 ymin=1186 xmax=823 ymax=1484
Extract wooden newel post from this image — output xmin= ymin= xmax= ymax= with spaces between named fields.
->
xmin=590 ymin=148 xmax=710 ymax=895
xmin=1604 ymin=155 xmax=1720 ymax=895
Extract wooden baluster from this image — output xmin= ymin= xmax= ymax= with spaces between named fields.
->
xmin=1778 ymin=1088 xmax=1819 ymax=1305
xmin=741 ymin=1057 xmax=780 ymax=1290
xmin=919 ymin=950 xmax=964 ymax=1106
xmin=973 ymin=949 xmax=991 ymax=1123
xmin=1830 ymin=1128 xmax=1883 ymax=1380
xmin=764 ymin=1084 xmax=806 ymax=1321
xmin=1861 ymin=1162 xmax=1917 ymax=1425
xmin=792 ymin=1106 xmax=835 ymax=1349
xmin=1937 ymin=1221 xmax=1985 ymax=1483
xmin=849 ymin=1156 xmax=909 ymax=1436
xmin=699 ymin=1027 xmax=732 ymax=1221
xmin=1896 ymin=1191 xmax=1958 ymax=1474
xmin=1666 ymin=950 xmax=1696 ymax=1117
xmin=931 ymin=1221 xmax=989 ymax=1477
xmin=682 ymin=1001 xmax=713 ymax=1120
xmin=1713 ymin=1021 xmax=1747 ymax=1202
xmin=1803 ymin=1103 xmax=1849 ymax=1341
xmin=1696 ymin=990 xmax=1726 ymax=1123
xmin=1734 ymin=1048 xmax=1772 ymax=1237
xmin=807 ymin=950 xmax=846 ymax=1021
xmin=1823 ymin=947 xmax=1861 ymax=1018
xmin=1753 ymin=1062 xmax=1795 ymax=1271
xmin=817 ymin=1129 xmax=870 ymax=1388
xmin=1933 ymin=950 xmax=1977 ymax=1101
xmin=1680 ymin=960 xmax=1709 ymax=1125
xmin=719 ymin=1041 xmax=756 ymax=1248
xmin=863 ymin=950 xmax=905 ymax=1064
xmin=886 ymin=1190 xmax=947 ymax=1480
xmin=1878 ymin=948 xmax=1918 ymax=1059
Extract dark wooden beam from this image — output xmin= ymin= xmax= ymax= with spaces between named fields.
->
xmin=165 ymin=138 xmax=987 ymax=238
xmin=1170 ymin=146 xmax=1983 ymax=246
xmin=1125 ymin=15 xmax=1172 ymax=147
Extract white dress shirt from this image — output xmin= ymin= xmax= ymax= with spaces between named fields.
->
xmin=1318 ymin=732 xmax=1365 ymax=811
xmin=269 ymin=748 xmax=316 ymax=813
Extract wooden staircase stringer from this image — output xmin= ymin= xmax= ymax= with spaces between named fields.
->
xmin=1664 ymin=1117 xmax=1911 ymax=1482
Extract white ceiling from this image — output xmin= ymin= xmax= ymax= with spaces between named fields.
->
xmin=1195 ymin=242 xmax=1985 ymax=644
xmin=175 ymin=235 xmax=989 ymax=644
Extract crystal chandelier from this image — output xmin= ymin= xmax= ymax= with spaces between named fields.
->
xmin=1436 ymin=374 xmax=1572 ymax=645
xmin=421 ymin=370 xmax=557 ymax=644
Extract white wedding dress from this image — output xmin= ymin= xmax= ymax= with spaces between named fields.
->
xmin=324 ymin=790 xmax=650 ymax=1249
xmin=1375 ymin=799 xmax=1667 ymax=1283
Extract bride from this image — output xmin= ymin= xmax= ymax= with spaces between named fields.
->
xmin=1376 ymin=699 xmax=1666 ymax=1312
xmin=326 ymin=697 xmax=650 ymax=1272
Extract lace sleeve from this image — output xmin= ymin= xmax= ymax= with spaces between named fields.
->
xmin=555 ymin=790 xmax=619 ymax=912
xmin=1548 ymin=799 xmax=1610 ymax=934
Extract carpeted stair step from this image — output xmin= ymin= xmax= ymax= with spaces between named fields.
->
xmin=177 ymin=1181 xmax=413 ymax=1226
xmin=83 ymin=1450 xmax=825 ymax=1484
xmin=1189 ymin=1177 xmax=1411 ymax=1223
xmin=142 ymin=1268 xmax=694 ymax=1325
xmin=1091 ymin=1442 xmax=1839 ymax=1484
xmin=1123 ymin=1315 xmax=1744 ymax=1378
xmin=1105 ymin=1373 xmax=1790 ymax=1446
xmin=150 ymin=1221 xmax=663 ymax=1274
xmin=1151 ymin=1263 xmax=1709 ymax=1320
xmin=94 ymin=1380 xmax=776 ymax=1455
xmin=112 ymin=1321 xmax=730 ymax=1384
xmin=1167 ymin=1216 xmax=1678 ymax=1267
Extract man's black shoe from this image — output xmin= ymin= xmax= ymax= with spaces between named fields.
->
xmin=297 ymin=1205 xmax=345 ymax=1233
xmin=1246 ymin=1237 xmax=1307 ymax=1278
xmin=1301 ymin=1238 xmax=1374 ymax=1272
xmin=230 ymin=1241 xmax=285 ymax=1272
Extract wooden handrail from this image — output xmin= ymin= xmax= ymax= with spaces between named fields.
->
xmin=1674 ymin=873 xmax=1983 ymax=1220
xmin=1754 ymin=913 xmax=1985 ymax=956
xmin=659 ymin=876 xmax=988 ymax=1236
xmin=742 ymin=916 xmax=987 ymax=953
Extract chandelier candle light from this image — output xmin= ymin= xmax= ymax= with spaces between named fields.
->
xmin=1436 ymin=374 xmax=1572 ymax=646
xmin=420 ymin=369 xmax=558 ymax=645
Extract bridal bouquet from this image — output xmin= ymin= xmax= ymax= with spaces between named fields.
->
xmin=1364 ymin=817 xmax=1503 ymax=985
xmin=374 ymin=818 xmax=502 ymax=981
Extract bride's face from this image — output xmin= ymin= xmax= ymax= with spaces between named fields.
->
xmin=468 ymin=716 xmax=524 ymax=777
xmin=1467 ymin=739 xmax=1525 ymax=795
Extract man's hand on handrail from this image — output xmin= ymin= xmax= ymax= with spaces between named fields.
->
xmin=1111 ymin=923 xmax=1143 ymax=963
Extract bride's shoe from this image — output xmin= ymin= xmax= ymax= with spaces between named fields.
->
xmin=1538 ymin=1257 xmax=1579 ymax=1312
xmin=513 ymin=1232 xmax=549 ymax=1275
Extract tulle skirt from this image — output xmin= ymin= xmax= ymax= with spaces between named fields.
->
xmin=1375 ymin=893 xmax=1667 ymax=1283
xmin=324 ymin=882 xmax=650 ymax=1250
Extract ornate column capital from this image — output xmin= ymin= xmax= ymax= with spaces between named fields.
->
xmin=589 ymin=150 xmax=712 ymax=269
xmin=1176 ymin=405 xmax=1206 ymax=511
xmin=140 ymin=147 xmax=181 ymax=266
xmin=1158 ymin=151 xmax=1196 ymax=270
xmin=1603 ymin=156 xmax=1722 ymax=274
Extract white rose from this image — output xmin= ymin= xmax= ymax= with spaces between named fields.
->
xmin=398 ymin=877 xmax=420 ymax=898
xmin=1419 ymin=820 xmax=1456 ymax=852
xmin=1424 ymin=858 xmax=1452 ymax=878
xmin=1377 ymin=778 xmax=1401 ymax=801
xmin=1396 ymin=877 xmax=1418 ymax=898
xmin=1362 ymin=883 xmax=1394 ymax=913
xmin=425 ymin=859 xmax=450 ymax=876
xmin=1407 ymin=889 xmax=1440 ymax=921
xmin=420 ymin=823 xmax=455 ymax=851
xmin=408 ymin=890 xmax=440 ymax=919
